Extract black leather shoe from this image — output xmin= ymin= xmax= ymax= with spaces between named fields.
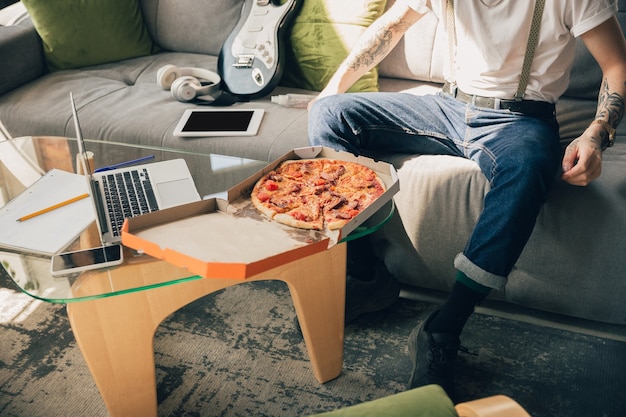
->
xmin=408 ymin=310 xmax=460 ymax=398
xmin=345 ymin=261 xmax=400 ymax=324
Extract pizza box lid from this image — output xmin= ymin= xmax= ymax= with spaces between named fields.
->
xmin=121 ymin=146 xmax=399 ymax=280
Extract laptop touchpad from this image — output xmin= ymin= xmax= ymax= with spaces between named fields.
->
xmin=156 ymin=179 xmax=200 ymax=208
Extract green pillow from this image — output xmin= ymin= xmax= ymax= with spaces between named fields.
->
xmin=307 ymin=385 xmax=458 ymax=417
xmin=22 ymin=0 xmax=155 ymax=72
xmin=284 ymin=0 xmax=387 ymax=92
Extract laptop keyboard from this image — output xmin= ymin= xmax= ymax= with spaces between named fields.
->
xmin=101 ymin=168 xmax=159 ymax=236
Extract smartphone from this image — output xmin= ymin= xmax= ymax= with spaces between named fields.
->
xmin=50 ymin=244 xmax=123 ymax=276
xmin=173 ymin=108 xmax=265 ymax=137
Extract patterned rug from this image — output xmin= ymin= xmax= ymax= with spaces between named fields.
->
xmin=1 ymin=278 xmax=625 ymax=417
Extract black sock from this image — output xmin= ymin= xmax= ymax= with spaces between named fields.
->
xmin=426 ymin=271 xmax=491 ymax=337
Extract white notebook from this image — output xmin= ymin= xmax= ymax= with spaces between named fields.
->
xmin=0 ymin=169 xmax=95 ymax=256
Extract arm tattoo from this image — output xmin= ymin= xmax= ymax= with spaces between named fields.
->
xmin=346 ymin=16 xmax=411 ymax=72
xmin=570 ymin=135 xmax=603 ymax=151
xmin=595 ymin=78 xmax=625 ymax=128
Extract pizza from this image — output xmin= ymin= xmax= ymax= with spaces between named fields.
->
xmin=251 ymin=159 xmax=386 ymax=230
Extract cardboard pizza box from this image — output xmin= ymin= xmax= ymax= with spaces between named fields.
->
xmin=121 ymin=146 xmax=399 ymax=280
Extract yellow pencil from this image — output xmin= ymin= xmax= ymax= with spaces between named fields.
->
xmin=17 ymin=193 xmax=90 ymax=222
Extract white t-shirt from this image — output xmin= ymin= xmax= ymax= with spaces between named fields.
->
xmin=398 ymin=0 xmax=617 ymax=102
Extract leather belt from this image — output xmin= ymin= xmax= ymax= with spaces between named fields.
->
xmin=442 ymin=83 xmax=555 ymax=117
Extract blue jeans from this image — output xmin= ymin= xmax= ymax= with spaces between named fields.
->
xmin=308 ymin=92 xmax=561 ymax=291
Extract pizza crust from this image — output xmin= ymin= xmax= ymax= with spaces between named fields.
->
xmin=250 ymin=178 xmax=281 ymax=220
xmin=274 ymin=212 xmax=323 ymax=230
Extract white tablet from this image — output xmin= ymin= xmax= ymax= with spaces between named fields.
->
xmin=173 ymin=108 xmax=265 ymax=137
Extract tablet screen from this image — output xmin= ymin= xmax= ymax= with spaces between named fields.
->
xmin=182 ymin=110 xmax=254 ymax=132
xmin=173 ymin=109 xmax=265 ymax=137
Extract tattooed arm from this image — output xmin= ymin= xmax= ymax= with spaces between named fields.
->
xmin=562 ymin=16 xmax=626 ymax=186
xmin=313 ymin=3 xmax=425 ymax=101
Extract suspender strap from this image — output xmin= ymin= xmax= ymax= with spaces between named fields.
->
xmin=516 ymin=0 xmax=545 ymax=100
xmin=446 ymin=0 xmax=545 ymax=101
xmin=446 ymin=0 xmax=456 ymax=87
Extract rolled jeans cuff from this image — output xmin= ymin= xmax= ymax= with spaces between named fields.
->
xmin=454 ymin=253 xmax=507 ymax=291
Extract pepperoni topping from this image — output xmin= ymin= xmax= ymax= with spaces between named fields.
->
xmin=265 ymin=181 xmax=279 ymax=191
xmin=333 ymin=209 xmax=359 ymax=220
xmin=290 ymin=211 xmax=308 ymax=221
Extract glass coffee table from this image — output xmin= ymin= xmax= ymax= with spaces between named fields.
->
xmin=0 ymin=136 xmax=393 ymax=417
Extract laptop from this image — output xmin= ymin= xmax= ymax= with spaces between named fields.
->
xmin=70 ymin=92 xmax=201 ymax=245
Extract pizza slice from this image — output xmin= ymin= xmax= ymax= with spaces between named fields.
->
xmin=336 ymin=162 xmax=386 ymax=194
xmin=322 ymin=188 xmax=376 ymax=230
xmin=251 ymin=171 xmax=302 ymax=218
xmin=273 ymin=194 xmax=324 ymax=230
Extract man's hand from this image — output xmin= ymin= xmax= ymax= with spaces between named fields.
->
xmin=565 ymin=15 xmax=626 ymax=186
xmin=561 ymin=131 xmax=603 ymax=186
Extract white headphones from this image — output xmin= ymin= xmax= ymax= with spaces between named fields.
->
xmin=157 ymin=64 xmax=222 ymax=102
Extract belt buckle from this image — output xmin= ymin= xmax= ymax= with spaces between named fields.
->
xmin=493 ymin=98 xmax=501 ymax=110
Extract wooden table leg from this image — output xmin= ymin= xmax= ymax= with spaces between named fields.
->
xmin=259 ymin=242 xmax=346 ymax=383
xmin=66 ymin=243 xmax=347 ymax=417
xmin=66 ymin=267 xmax=239 ymax=417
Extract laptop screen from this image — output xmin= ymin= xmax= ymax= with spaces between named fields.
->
xmin=69 ymin=92 xmax=95 ymax=179
xmin=69 ymin=92 xmax=108 ymax=245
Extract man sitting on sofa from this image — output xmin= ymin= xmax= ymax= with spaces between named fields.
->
xmin=308 ymin=0 xmax=626 ymax=398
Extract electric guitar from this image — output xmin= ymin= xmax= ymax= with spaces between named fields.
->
xmin=218 ymin=0 xmax=301 ymax=100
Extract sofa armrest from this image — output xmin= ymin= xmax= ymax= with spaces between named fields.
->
xmin=0 ymin=18 xmax=45 ymax=96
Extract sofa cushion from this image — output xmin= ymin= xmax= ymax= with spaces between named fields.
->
xmin=0 ymin=51 xmax=311 ymax=164
xmin=283 ymin=0 xmax=387 ymax=92
xmin=377 ymin=0 xmax=446 ymax=83
xmin=373 ymin=137 xmax=626 ymax=324
xmin=139 ymin=0 xmax=244 ymax=56
xmin=21 ymin=0 xmax=155 ymax=71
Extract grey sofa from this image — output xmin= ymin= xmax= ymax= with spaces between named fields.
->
xmin=1 ymin=0 xmax=625 ymax=325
